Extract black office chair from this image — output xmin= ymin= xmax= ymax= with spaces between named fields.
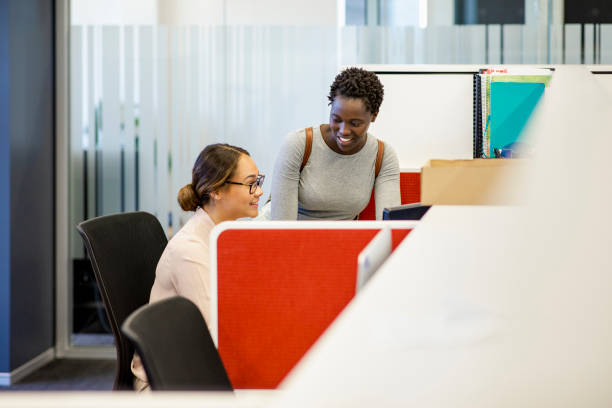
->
xmin=76 ymin=212 xmax=168 ymax=390
xmin=121 ymin=296 xmax=234 ymax=391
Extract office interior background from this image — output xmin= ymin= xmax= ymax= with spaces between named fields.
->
xmin=1 ymin=0 xmax=612 ymax=392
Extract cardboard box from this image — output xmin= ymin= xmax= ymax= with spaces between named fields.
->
xmin=421 ymin=159 xmax=526 ymax=205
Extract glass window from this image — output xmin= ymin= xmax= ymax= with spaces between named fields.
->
xmin=346 ymin=0 xmax=367 ymax=25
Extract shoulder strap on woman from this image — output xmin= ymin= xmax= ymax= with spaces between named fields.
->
xmin=375 ymin=139 xmax=384 ymax=178
xmin=300 ymin=127 xmax=314 ymax=172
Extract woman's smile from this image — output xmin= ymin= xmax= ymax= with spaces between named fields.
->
xmin=337 ymin=134 xmax=354 ymax=146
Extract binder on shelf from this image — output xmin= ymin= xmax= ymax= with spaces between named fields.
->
xmin=473 ymin=73 xmax=483 ymax=159
xmin=473 ymin=68 xmax=552 ymax=159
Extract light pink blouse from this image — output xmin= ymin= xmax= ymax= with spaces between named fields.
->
xmin=131 ymin=207 xmax=215 ymax=383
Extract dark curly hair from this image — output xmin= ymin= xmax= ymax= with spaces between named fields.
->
xmin=327 ymin=67 xmax=384 ymax=115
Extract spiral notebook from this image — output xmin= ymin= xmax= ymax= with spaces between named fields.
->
xmin=473 ymin=68 xmax=552 ymax=158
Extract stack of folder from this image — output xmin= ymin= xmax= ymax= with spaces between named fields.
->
xmin=473 ymin=68 xmax=552 ymax=159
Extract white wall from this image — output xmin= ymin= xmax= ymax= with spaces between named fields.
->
xmin=428 ymin=0 xmax=453 ymax=25
xmin=225 ymin=0 xmax=337 ymax=25
xmin=157 ymin=0 xmax=224 ymax=25
xmin=71 ymin=0 xmax=158 ymax=25
xmin=74 ymin=0 xmax=337 ymax=26
xmin=71 ymin=0 xmax=562 ymax=28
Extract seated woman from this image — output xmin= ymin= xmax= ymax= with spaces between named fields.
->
xmin=131 ymin=143 xmax=264 ymax=391
xmin=270 ymin=67 xmax=400 ymax=220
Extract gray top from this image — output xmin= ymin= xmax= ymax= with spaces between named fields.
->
xmin=271 ymin=125 xmax=401 ymax=220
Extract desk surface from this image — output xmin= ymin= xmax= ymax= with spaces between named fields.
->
xmin=274 ymin=205 xmax=612 ymax=407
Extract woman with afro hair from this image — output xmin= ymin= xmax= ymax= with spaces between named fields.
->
xmin=270 ymin=67 xmax=400 ymax=220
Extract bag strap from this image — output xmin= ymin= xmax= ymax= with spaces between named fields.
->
xmin=375 ymin=139 xmax=384 ymax=178
xmin=300 ymin=127 xmax=314 ymax=172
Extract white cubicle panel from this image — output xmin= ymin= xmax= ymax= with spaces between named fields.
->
xmin=356 ymin=227 xmax=392 ymax=292
xmin=275 ymin=205 xmax=612 ymax=407
xmin=369 ymin=70 xmax=475 ymax=169
xmin=591 ymin=67 xmax=612 ymax=100
xmin=275 ymin=206 xmax=528 ymax=407
xmin=363 ymin=65 xmax=610 ymax=171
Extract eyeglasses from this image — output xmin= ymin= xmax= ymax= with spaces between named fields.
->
xmin=225 ymin=174 xmax=265 ymax=194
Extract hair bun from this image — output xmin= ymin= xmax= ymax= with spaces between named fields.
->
xmin=177 ymin=183 xmax=200 ymax=212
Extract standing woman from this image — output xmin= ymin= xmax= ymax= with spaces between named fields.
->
xmin=270 ymin=67 xmax=400 ymax=220
xmin=131 ymin=143 xmax=264 ymax=391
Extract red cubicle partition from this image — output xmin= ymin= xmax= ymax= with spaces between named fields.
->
xmin=358 ymin=171 xmax=421 ymax=220
xmin=210 ymin=221 xmax=418 ymax=389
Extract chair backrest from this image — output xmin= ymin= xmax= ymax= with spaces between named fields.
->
xmin=121 ymin=296 xmax=233 ymax=391
xmin=76 ymin=211 xmax=167 ymax=390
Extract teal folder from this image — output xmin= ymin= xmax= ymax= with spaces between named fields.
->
xmin=490 ymin=82 xmax=545 ymax=157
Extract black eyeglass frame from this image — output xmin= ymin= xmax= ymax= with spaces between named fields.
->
xmin=225 ymin=174 xmax=265 ymax=194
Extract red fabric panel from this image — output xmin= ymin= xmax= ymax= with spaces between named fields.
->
xmin=358 ymin=190 xmax=377 ymax=220
xmin=400 ymin=172 xmax=421 ymax=204
xmin=217 ymin=227 xmax=413 ymax=389
xmin=391 ymin=229 xmax=411 ymax=251
xmin=217 ymin=229 xmax=379 ymax=389
xmin=358 ymin=172 xmax=421 ymax=220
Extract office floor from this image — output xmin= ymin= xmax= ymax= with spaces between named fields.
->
xmin=0 ymin=359 xmax=116 ymax=391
